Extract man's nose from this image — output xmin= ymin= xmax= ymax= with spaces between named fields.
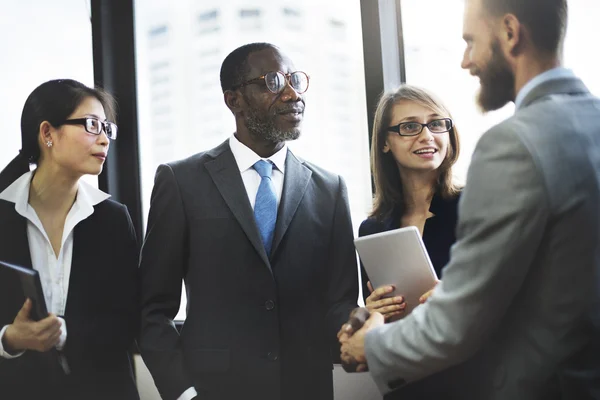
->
xmin=280 ymin=81 xmax=301 ymax=101
xmin=461 ymin=47 xmax=471 ymax=70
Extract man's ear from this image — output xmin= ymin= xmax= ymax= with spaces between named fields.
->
xmin=501 ymin=14 xmax=522 ymax=56
xmin=224 ymin=90 xmax=243 ymax=113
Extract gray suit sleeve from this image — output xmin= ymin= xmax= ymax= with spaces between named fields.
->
xmin=138 ymin=164 xmax=194 ymax=400
xmin=364 ymin=124 xmax=549 ymax=392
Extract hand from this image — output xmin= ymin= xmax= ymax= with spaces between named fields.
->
xmin=340 ymin=312 xmax=385 ymax=373
xmin=365 ymin=281 xmax=406 ymax=321
xmin=337 ymin=307 xmax=371 ymax=343
xmin=418 ymin=280 xmax=441 ymax=304
xmin=3 ymin=299 xmax=62 ymax=353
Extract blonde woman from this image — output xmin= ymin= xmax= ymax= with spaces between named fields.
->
xmin=359 ymin=84 xmax=465 ymax=399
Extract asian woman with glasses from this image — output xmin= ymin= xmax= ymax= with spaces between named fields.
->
xmin=359 ymin=84 xmax=470 ymax=399
xmin=0 ymin=79 xmax=139 ymax=400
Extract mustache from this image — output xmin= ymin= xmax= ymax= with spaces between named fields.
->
xmin=274 ymin=103 xmax=305 ymax=114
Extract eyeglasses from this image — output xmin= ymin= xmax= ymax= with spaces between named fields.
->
xmin=231 ymin=71 xmax=310 ymax=94
xmin=387 ymin=118 xmax=453 ymax=137
xmin=59 ymin=117 xmax=118 ymax=140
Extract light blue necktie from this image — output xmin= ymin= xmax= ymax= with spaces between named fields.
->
xmin=253 ymin=160 xmax=277 ymax=255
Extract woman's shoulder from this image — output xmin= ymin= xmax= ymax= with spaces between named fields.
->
xmin=358 ymin=216 xmax=387 ymax=237
xmin=431 ymin=190 xmax=462 ymax=215
xmin=90 ymin=199 xmax=134 ymax=235
xmin=93 ymin=198 xmax=129 ymax=216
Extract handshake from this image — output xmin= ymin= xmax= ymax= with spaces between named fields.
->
xmin=337 ymin=307 xmax=384 ymax=373
xmin=337 ymin=281 xmax=438 ymax=373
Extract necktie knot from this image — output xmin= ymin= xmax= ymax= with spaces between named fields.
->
xmin=253 ymin=160 xmax=273 ymax=179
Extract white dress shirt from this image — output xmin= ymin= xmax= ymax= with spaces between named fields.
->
xmin=0 ymin=171 xmax=110 ymax=359
xmin=228 ymin=134 xmax=287 ymax=207
xmin=178 ymin=135 xmax=288 ymax=400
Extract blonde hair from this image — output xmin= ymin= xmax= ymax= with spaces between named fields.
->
xmin=369 ymin=84 xmax=461 ymax=221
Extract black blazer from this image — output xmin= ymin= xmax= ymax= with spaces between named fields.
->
xmin=139 ymin=140 xmax=359 ymax=400
xmin=359 ymin=193 xmax=470 ymax=400
xmin=359 ymin=193 xmax=460 ymax=302
xmin=0 ymin=198 xmax=140 ymax=400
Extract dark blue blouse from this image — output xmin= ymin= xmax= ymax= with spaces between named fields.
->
xmin=358 ymin=193 xmax=465 ymax=400
xmin=359 ymin=193 xmax=460 ymax=303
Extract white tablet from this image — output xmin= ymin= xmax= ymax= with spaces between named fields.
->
xmin=354 ymin=226 xmax=438 ymax=316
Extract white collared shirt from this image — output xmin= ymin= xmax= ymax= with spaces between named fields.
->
xmin=178 ymin=135 xmax=288 ymax=400
xmin=514 ymin=67 xmax=575 ymax=110
xmin=228 ymin=134 xmax=287 ymax=209
xmin=0 ymin=171 xmax=110 ymax=358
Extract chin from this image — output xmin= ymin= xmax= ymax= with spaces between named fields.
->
xmin=477 ymin=89 xmax=511 ymax=112
xmin=84 ymin=166 xmax=104 ymax=176
xmin=267 ymin=128 xmax=301 ymax=142
xmin=412 ymin=161 xmax=442 ymax=172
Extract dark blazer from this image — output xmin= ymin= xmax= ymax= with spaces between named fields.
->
xmin=138 ymin=140 xmax=359 ymax=400
xmin=0 ymin=199 xmax=140 ymax=400
xmin=359 ymin=193 xmax=460 ymax=303
xmin=359 ymin=193 xmax=473 ymax=400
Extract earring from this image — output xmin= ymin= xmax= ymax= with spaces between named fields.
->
xmin=46 ymin=140 xmax=53 ymax=148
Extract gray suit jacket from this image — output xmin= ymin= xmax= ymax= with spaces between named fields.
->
xmin=138 ymin=140 xmax=358 ymax=400
xmin=365 ymin=76 xmax=600 ymax=400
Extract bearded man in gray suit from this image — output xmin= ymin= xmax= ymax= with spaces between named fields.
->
xmin=339 ymin=0 xmax=600 ymax=399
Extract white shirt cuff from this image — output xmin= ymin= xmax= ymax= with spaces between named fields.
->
xmin=0 ymin=325 xmax=25 ymax=359
xmin=56 ymin=317 xmax=67 ymax=350
xmin=177 ymin=387 xmax=198 ymax=400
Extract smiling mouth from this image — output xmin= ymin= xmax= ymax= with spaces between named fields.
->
xmin=413 ymin=149 xmax=437 ymax=155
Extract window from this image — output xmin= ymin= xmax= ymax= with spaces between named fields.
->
xmin=197 ymin=10 xmax=220 ymax=34
xmin=563 ymin=0 xmax=600 ymax=96
xmin=135 ymin=0 xmax=370 ymax=320
xmin=401 ymin=0 xmax=600 ymax=182
xmin=401 ymin=0 xmax=513 ymax=182
xmin=0 ymin=0 xmax=96 ymax=186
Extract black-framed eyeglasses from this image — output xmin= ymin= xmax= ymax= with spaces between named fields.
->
xmin=387 ymin=118 xmax=453 ymax=137
xmin=231 ymin=71 xmax=310 ymax=94
xmin=59 ymin=117 xmax=118 ymax=140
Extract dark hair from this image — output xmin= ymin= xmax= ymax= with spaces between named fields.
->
xmin=482 ymin=0 xmax=568 ymax=54
xmin=0 ymin=79 xmax=116 ymax=193
xmin=219 ymin=42 xmax=279 ymax=93
xmin=370 ymin=85 xmax=461 ymax=222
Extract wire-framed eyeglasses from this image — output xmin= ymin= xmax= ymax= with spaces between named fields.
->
xmin=231 ymin=71 xmax=310 ymax=94
xmin=387 ymin=118 xmax=453 ymax=137
xmin=59 ymin=117 xmax=118 ymax=140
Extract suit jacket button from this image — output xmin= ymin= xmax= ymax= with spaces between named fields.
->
xmin=265 ymin=300 xmax=275 ymax=310
xmin=267 ymin=352 xmax=278 ymax=361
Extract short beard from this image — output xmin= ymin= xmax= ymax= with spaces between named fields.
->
xmin=244 ymin=98 xmax=301 ymax=143
xmin=476 ymin=39 xmax=516 ymax=112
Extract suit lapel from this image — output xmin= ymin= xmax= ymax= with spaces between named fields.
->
xmin=205 ymin=143 xmax=272 ymax=271
xmin=271 ymin=150 xmax=312 ymax=257
xmin=0 ymin=202 xmax=33 ymax=269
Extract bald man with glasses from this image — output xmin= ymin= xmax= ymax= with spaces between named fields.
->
xmin=138 ymin=42 xmax=359 ymax=400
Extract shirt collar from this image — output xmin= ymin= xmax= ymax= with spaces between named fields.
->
xmin=229 ymin=134 xmax=288 ymax=174
xmin=0 ymin=170 xmax=110 ymax=219
xmin=514 ymin=67 xmax=575 ymax=110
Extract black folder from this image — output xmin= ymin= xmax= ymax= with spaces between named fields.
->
xmin=0 ymin=260 xmax=70 ymax=374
